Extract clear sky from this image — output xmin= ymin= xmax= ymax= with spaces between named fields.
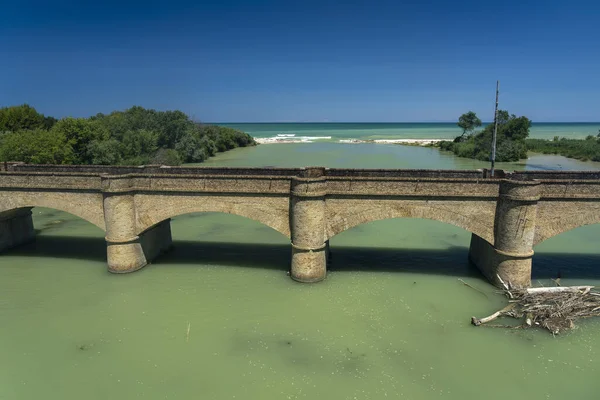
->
xmin=1 ymin=0 xmax=599 ymax=122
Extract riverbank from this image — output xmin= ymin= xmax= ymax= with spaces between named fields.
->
xmin=526 ymin=137 xmax=600 ymax=162
xmin=426 ymin=137 xmax=600 ymax=165
xmin=0 ymin=105 xmax=256 ymax=166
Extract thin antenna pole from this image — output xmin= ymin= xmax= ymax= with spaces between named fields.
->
xmin=490 ymin=80 xmax=499 ymax=177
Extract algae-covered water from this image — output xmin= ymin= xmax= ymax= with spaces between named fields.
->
xmin=1 ymin=143 xmax=599 ymax=399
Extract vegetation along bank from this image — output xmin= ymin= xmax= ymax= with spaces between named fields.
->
xmin=0 ymin=105 xmax=256 ymax=166
xmin=438 ymin=110 xmax=600 ymax=162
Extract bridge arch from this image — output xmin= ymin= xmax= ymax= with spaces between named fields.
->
xmin=0 ymin=191 xmax=105 ymax=230
xmin=325 ymin=201 xmax=495 ymax=245
xmin=534 ymin=201 xmax=600 ymax=246
xmin=134 ymin=194 xmax=291 ymax=238
xmin=534 ymin=220 xmax=600 ymax=246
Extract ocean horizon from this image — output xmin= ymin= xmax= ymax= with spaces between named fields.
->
xmin=217 ymin=122 xmax=600 ymax=143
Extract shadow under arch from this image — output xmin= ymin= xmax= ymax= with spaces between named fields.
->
xmin=5 ymin=211 xmax=600 ymax=282
xmin=141 ymin=211 xmax=291 ymax=271
xmin=532 ymin=223 xmax=600 ymax=281
xmin=326 ymin=217 xmax=485 ymax=278
xmin=1 ymin=206 xmax=107 ymax=264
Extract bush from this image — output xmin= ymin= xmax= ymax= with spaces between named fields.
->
xmin=0 ymin=129 xmax=74 ymax=164
xmin=152 ymin=149 xmax=182 ymax=166
xmin=0 ymin=105 xmax=256 ymax=166
xmin=87 ymin=139 xmax=123 ymax=165
xmin=526 ymin=137 xmax=600 ymax=162
xmin=0 ymin=104 xmax=51 ymax=132
xmin=442 ymin=110 xmax=531 ymax=162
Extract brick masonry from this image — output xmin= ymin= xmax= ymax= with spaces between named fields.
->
xmin=1 ymin=164 xmax=599 ymax=287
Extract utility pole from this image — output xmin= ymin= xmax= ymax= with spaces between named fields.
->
xmin=490 ymin=80 xmax=499 ymax=177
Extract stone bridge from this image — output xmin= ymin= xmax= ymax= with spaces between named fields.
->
xmin=1 ymin=162 xmax=599 ymax=287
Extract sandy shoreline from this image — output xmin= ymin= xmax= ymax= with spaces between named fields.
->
xmin=255 ymin=137 xmax=446 ymax=146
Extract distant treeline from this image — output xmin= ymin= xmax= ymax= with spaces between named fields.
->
xmin=526 ymin=135 xmax=600 ymax=162
xmin=0 ymin=105 xmax=256 ymax=165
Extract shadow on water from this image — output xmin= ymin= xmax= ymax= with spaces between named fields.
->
xmin=4 ymin=235 xmax=600 ymax=281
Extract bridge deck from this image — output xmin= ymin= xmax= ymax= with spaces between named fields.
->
xmin=3 ymin=162 xmax=600 ymax=180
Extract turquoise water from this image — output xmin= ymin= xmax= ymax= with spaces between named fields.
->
xmin=1 ymin=140 xmax=600 ymax=399
xmin=221 ymin=122 xmax=600 ymax=141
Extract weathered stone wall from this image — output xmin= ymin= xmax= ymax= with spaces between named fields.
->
xmin=103 ymin=193 xmax=147 ymax=273
xmin=324 ymin=169 xmax=486 ymax=178
xmin=0 ymin=208 xmax=35 ymax=252
xmin=139 ymin=219 xmax=173 ymax=263
xmin=9 ymin=164 xmax=304 ymax=176
xmin=0 ymin=190 xmax=105 ymax=230
xmin=1 ymin=165 xmax=599 ymax=287
xmin=326 ymin=198 xmax=497 ymax=243
xmin=514 ymin=171 xmax=600 ymax=180
xmin=534 ymin=200 xmax=600 ymax=245
xmin=290 ymin=169 xmax=328 ymax=282
xmin=533 ymin=178 xmax=600 ymax=245
xmin=134 ymin=193 xmax=291 ymax=237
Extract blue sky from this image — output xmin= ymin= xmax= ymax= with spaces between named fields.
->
xmin=1 ymin=0 xmax=599 ymax=122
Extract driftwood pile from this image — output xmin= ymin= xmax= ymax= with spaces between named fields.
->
xmin=471 ymin=276 xmax=600 ymax=335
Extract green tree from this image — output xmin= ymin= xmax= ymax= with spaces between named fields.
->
xmin=51 ymin=118 xmax=108 ymax=164
xmin=0 ymin=104 xmax=48 ymax=132
xmin=455 ymin=111 xmax=482 ymax=142
xmin=121 ymin=129 xmax=159 ymax=161
xmin=156 ymin=110 xmax=192 ymax=148
xmin=152 ymin=149 xmax=182 ymax=166
xmin=440 ymin=110 xmax=531 ymax=162
xmin=87 ymin=139 xmax=123 ymax=165
xmin=0 ymin=129 xmax=73 ymax=164
xmin=0 ymin=105 xmax=255 ymax=166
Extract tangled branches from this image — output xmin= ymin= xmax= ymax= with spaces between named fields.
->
xmin=471 ymin=276 xmax=600 ymax=335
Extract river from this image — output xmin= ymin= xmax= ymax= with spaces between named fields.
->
xmin=1 ymin=143 xmax=599 ymax=399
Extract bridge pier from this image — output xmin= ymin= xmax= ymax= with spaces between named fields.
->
xmin=104 ymin=193 xmax=148 ymax=273
xmin=0 ymin=208 xmax=35 ymax=252
xmin=290 ymin=168 xmax=327 ymax=283
xmin=139 ymin=219 xmax=173 ymax=263
xmin=469 ymin=179 xmax=540 ymax=288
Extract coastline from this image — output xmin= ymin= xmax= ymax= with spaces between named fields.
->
xmin=254 ymin=137 xmax=445 ymax=146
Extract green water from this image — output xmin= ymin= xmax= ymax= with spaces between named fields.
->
xmin=2 ymin=143 xmax=600 ymax=399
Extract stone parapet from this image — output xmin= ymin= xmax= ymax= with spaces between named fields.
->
xmin=0 ymin=165 xmax=599 ymax=287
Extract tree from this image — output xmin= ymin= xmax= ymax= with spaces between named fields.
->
xmin=51 ymin=118 xmax=108 ymax=164
xmin=0 ymin=129 xmax=73 ymax=164
xmin=175 ymin=129 xmax=213 ymax=162
xmin=152 ymin=149 xmax=182 ymax=166
xmin=441 ymin=110 xmax=531 ymax=162
xmin=87 ymin=139 xmax=123 ymax=165
xmin=456 ymin=111 xmax=482 ymax=142
xmin=0 ymin=105 xmax=256 ymax=166
xmin=0 ymin=104 xmax=48 ymax=132
xmin=121 ymin=129 xmax=159 ymax=161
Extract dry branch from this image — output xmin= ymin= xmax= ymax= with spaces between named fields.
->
xmin=526 ymin=286 xmax=594 ymax=294
xmin=471 ymin=284 xmax=600 ymax=334
xmin=458 ymin=278 xmax=488 ymax=298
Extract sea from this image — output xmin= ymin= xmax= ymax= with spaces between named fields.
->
xmin=1 ymin=122 xmax=600 ymax=399
xmin=220 ymin=122 xmax=600 ymax=143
